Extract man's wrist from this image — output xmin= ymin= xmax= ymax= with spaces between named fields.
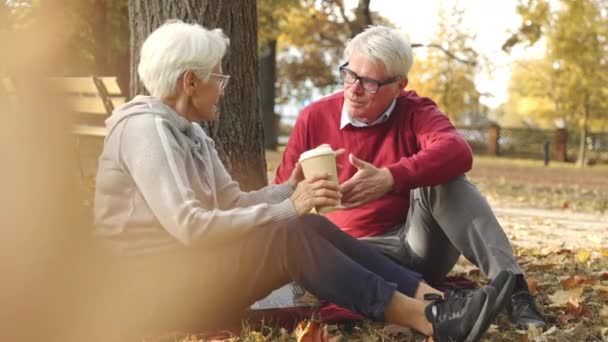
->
xmin=381 ymin=167 xmax=395 ymax=192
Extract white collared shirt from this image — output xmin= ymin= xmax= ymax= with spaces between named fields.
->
xmin=340 ymin=99 xmax=396 ymax=129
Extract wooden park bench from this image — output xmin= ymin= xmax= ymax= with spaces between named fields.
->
xmin=1 ymin=76 xmax=125 ymax=137
xmin=49 ymin=76 xmax=126 ymax=137
xmin=1 ymin=76 xmax=126 ymax=178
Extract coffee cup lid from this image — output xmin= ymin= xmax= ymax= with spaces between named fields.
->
xmin=298 ymin=146 xmax=335 ymax=162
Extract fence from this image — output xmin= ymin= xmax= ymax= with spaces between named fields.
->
xmin=457 ymin=125 xmax=608 ymax=164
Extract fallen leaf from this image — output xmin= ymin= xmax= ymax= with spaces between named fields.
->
xmin=561 ymin=277 xmax=579 ymax=290
xmin=382 ymin=324 xmax=412 ymax=339
xmin=527 ymin=278 xmax=539 ymax=296
xmin=576 ymin=249 xmax=591 ymax=263
xmin=548 ymin=287 xmax=584 ymax=307
xmin=526 ymin=324 xmax=543 ymax=340
xmin=601 ymin=305 xmax=608 ymax=320
xmin=557 ymin=311 xmax=575 ymax=325
xmin=486 ymin=324 xmax=499 ymax=334
xmin=601 ymin=327 xmax=608 ymax=342
xmin=542 ymin=326 xmax=558 ymax=335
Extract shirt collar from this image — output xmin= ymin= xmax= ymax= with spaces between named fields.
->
xmin=340 ymin=99 xmax=396 ymax=129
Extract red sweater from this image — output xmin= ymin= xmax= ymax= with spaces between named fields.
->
xmin=273 ymin=90 xmax=473 ymax=238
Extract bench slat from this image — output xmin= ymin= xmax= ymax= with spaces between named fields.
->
xmin=98 ymin=77 xmax=122 ymax=95
xmin=49 ymin=77 xmax=123 ymax=96
xmin=5 ymin=76 xmax=124 ymax=138
xmin=72 ymin=124 xmax=107 ymax=137
xmin=68 ymin=97 xmax=110 ymax=115
xmin=111 ymin=96 xmax=126 ymax=107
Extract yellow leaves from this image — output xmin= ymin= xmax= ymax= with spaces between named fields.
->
xmin=601 ymin=305 xmax=608 ymax=321
xmin=601 ymin=327 xmax=608 ymax=342
xmin=576 ymin=249 xmax=591 ymax=263
xmin=294 ymin=320 xmax=341 ymax=342
xmin=548 ymin=287 xmax=583 ymax=307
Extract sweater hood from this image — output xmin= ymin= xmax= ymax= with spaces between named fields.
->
xmin=105 ymin=95 xmax=191 ymax=137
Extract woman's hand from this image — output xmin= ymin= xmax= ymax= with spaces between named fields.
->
xmin=287 ymin=144 xmax=346 ymax=190
xmin=287 ymin=162 xmax=304 ymax=190
xmin=289 ymin=174 xmax=341 ymax=216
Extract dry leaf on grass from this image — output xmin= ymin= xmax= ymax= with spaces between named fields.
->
xmin=548 ymin=287 xmax=583 ymax=307
xmin=576 ymin=249 xmax=591 ymax=263
xmin=601 ymin=327 xmax=608 ymax=342
xmin=527 ymin=277 xmax=539 ymax=296
xmin=294 ymin=320 xmax=341 ymax=342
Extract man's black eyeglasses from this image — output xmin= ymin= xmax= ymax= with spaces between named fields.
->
xmin=339 ymin=62 xmax=402 ymax=94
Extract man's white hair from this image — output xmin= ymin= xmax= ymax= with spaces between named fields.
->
xmin=138 ymin=20 xmax=229 ymax=98
xmin=344 ymin=25 xmax=413 ymax=78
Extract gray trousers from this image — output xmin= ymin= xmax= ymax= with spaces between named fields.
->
xmin=361 ymin=175 xmax=522 ymax=284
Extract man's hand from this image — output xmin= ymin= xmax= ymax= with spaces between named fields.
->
xmin=339 ymin=153 xmax=394 ymax=208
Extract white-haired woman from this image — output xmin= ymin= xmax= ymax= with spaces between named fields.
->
xmin=94 ymin=20 xmax=511 ymax=341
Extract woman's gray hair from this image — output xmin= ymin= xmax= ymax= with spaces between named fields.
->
xmin=138 ymin=20 xmax=230 ymax=98
xmin=344 ymin=25 xmax=413 ymax=78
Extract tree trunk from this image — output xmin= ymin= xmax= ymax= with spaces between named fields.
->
xmin=351 ymin=0 xmax=372 ymax=37
xmin=259 ymin=39 xmax=277 ymax=150
xmin=576 ymin=92 xmax=590 ymax=168
xmin=93 ymin=0 xmax=109 ymax=75
xmin=128 ymin=0 xmax=267 ymax=190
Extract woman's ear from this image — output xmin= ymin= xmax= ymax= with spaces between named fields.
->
xmin=182 ymin=70 xmax=197 ymax=96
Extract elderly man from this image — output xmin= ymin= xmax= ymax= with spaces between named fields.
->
xmin=93 ymin=20 xmax=514 ymax=341
xmin=274 ymin=25 xmax=546 ymax=330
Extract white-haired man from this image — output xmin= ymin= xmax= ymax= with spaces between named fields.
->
xmin=93 ymin=20 xmax=514 ymax=341
xmin=274 ymin=25 xmax=546 ymax=330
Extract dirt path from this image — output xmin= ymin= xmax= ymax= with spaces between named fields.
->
xmin=492 ymin=206 xmax=608 ymax=249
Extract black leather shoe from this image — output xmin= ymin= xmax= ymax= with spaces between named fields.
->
xmin=508 ymin=290 xmax=547 ymax=329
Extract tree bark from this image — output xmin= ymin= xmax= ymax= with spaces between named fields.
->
xmin=576 ymin=91 xmax=590 ymax=168
xmin=355 ymin=0 xmax=372 ymax=34
xmin=259 ymin=39 xmax=277 ymax=150
xmin=93 ymin=0 xmax=109 ymax=74
xmin=128 ymin=0 xmax=267 ymax=190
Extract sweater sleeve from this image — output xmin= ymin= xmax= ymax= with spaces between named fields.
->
xmin=206 ymin=136 xmax=295 ymax=208
xmin=385 ymin=104 xmax=473 ymax=194
xmin=272 ymin=107 xmax=310 ymax=184
xmin=119 ymin=116 xmax=297 ymax=246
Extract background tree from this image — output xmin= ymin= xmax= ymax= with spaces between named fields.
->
xmin=257 ymin=0 xmax=388 ymax=149
xmin=503 ymin=0 xmax=608 ymax=165
xmin=257 ymin=0 xmax=301 ymax=150
xmin=502 ymin=58 xmax=557 ymax=127
xmin=407 ymin=2 xmax=481 ymax=123
xmin=3 ymin=0 xmax=129 ymax=88
xmin=129 ymin=0 xmax=266 ymax=189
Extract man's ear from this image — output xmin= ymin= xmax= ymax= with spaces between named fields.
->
xmin=399 ymin=77 xmax=408 ymax=90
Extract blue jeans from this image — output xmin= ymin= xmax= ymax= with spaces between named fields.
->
xmin=105 ymin=214 xmax=422 ymax=335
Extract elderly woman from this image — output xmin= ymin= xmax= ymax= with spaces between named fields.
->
xmin=94 ymin=20 xmax=512 ymax=341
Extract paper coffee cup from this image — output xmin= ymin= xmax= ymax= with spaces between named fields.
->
xmin=298 ymin=146 xmax=340 ymax=214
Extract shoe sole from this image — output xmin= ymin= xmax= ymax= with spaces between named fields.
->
xmin=464 ymin=271 xmax=515 ymax=342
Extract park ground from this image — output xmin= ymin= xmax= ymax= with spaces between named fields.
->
xmin=80 ymin=142 xmax=608 ymax=341
xmin=250 ymin=150 xmax=608 ymax=342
